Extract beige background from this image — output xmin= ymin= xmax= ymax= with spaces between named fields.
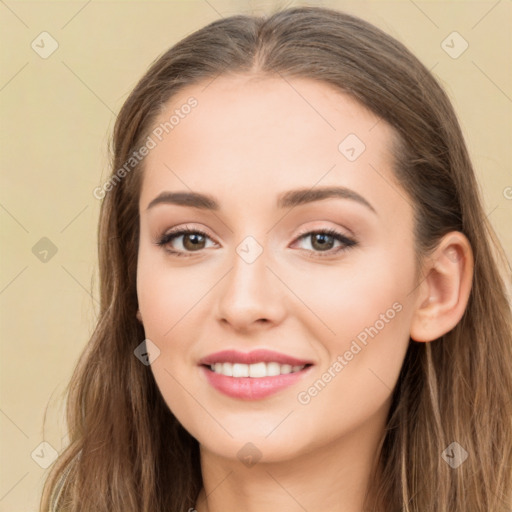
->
xmin=0 ymin=0 xmax=510 ymax=510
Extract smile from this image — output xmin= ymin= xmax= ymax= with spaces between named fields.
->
xmin=199 ymin=349 xmax=314 ymax=400
xmin=209 ymin=362 xmax=307 ymax=378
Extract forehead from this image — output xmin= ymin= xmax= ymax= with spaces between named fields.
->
xmin=139 ymin=74 xmax=402 ymax=217
xmin=149 ymin=73 xmax=393 ymax=154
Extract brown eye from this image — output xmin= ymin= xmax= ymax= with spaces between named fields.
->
xmin=294 ymin=228 xmax=357 ymax=257
xmin=156 ymin=227 xmax=216 ymax=256
xmin=310 ymin=232 xmax=336 ymax=251
xmin=182 ymin=232 xmax=207 ymax=251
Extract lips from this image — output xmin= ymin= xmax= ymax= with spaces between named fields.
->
xmin=199 ymin=349 xmax=313 ymax=366
xmin=199 ymin=349 xmax=314 ymax=400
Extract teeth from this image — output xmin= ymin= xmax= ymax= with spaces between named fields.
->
xmin=222 ymin=362 xmax=233 ymax=376
xmin=249 ymin=362 xmax=266 ymax=378
xmin=209 ymin=362 xmax=306 ymax=377
xmin=232 ymin=363 xmax=249 ymax=377
xmin=267 ymin=362 xmax=280 ymax=376
xmin=281 ymin=364 xmax=292 ymax=374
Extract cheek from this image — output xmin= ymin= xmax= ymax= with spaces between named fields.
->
xmin=136 ymin=248 xmax=210 ymax=337
xmin=292 ymin=286 xmax=411 ymax=441
xmin=280 ymin=251 xmax=412 ymax=347
xmin=287 ymin=245 xmax=415 ymax=399
xmin=136 ymin=250 xmax=213 ymax=405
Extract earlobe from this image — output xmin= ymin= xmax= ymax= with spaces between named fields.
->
xmin=410 ymin=232 xmax=474 ymax=343
xmin=136 ymin=309 xmax=143 ymax=323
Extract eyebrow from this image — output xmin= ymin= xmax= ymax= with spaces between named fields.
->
xmin=145 ymin=186 xmax=377 ymax=214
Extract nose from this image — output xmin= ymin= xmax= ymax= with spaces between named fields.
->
xmin=214 ymin=240 xmax=287 ymax=332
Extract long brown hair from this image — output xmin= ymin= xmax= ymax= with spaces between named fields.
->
xmin=40 ymin=6 xmax=512 ymax=511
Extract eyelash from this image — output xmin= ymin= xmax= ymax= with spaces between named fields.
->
xmin=155 ymin=225 xmax=358 ymax=258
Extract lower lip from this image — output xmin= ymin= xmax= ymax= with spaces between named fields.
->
xmin=201 ymin=365 xmax=312 ymax=400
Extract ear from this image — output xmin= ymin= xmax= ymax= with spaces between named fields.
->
xmin=410 ymin=231 xmax=474 ymax=342
xmin=136 ymin=309 xmax=143 ymax=323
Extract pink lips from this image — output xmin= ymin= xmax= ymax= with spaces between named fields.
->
xmin=199 ymin=349 xmax=314 ymax=400
xmin=199 ymin=349 xmax=312 ymax=367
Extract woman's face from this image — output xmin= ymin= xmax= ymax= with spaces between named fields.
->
xmin=136 ymin=75 xmax=420 ymax=463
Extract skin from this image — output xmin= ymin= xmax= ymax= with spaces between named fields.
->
xmin=136 ymin=75 xmax=474 ymax=512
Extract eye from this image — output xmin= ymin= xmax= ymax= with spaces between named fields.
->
xmin=292 ymin=228 xmax=357 ymax=257
xmin=154 ymin=225 xmax=357 ymax=258
xmin=155 ymin=225 xmax=217 ymax=257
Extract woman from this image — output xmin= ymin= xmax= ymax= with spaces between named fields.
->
xmin=40 ymin=6 xmax=512 ymax=512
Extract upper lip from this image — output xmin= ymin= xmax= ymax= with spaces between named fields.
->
xmin=199 ymin=349 xmax=313 ymax=366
